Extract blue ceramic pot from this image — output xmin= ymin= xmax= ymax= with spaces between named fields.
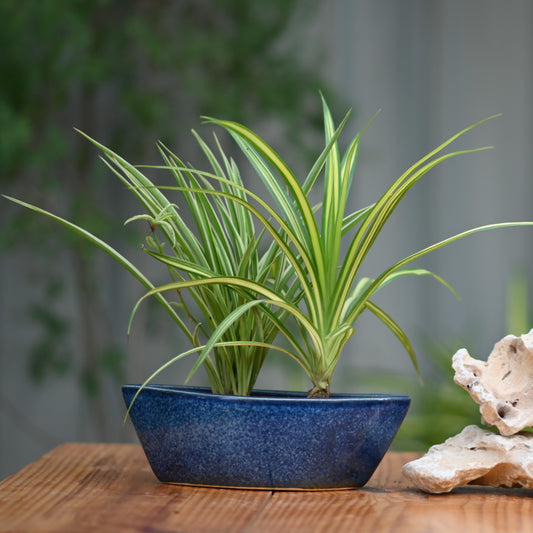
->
xmin=123 ymin=385 xmax=410 ymax=489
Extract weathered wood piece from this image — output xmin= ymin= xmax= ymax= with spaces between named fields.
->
xmin=453 ymin=329 xmax=533 ymax=435
xmin=402 ymin=425 xmax=533 ymax=494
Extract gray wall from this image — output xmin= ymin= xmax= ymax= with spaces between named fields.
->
xmin=324 ymin=0 xmax=533 ymax=372
xmin=2 ymin=0 xmax=533 ymax=478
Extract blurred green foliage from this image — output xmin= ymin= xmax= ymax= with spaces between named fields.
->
xmin=392 ymin=336 xmax=484 ymax=451
xmin=397 ymin=272 xmax=532 ymax=451
xmin=347 ymin=271 xmax=532 ymax=452
xmin=1 ymin=0 xmax=337 ymax=434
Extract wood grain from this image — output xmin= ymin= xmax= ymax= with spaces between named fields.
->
xmin=0 ymin=444 xmax=532 ymax=532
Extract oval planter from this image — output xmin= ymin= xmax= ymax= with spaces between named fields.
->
xmin=123 ymin=384 xmax=410 ymax=490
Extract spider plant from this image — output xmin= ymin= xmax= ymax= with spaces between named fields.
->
xmin=5 ymin=96 xmax=533 ymax=398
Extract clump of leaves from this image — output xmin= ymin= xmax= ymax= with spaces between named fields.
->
xmin=7 ymin=129 xmax=293 ymax=397
xmin=6 ymin=97 xmax=533 ymax=398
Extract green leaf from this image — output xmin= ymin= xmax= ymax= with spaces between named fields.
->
xmin=365 ymin=300 xmax=421 ymax=380
xmin=2 ymin=195 xmax=191 ymax=339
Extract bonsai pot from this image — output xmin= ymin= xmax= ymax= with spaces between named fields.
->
xmin=123 ymin=384 xmax=410 ymax=489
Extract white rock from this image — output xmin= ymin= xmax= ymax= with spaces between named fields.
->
xmin=452 ymin=329 xmax=533 ymax=436
xmin=402 ymin=425 xmax=533 ymax=493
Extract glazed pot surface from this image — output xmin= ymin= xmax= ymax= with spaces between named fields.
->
xmin=123 ymin=385 xmax=410 ymax=489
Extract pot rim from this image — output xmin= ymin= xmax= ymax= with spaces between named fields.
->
xmin=123 ymin=383 xmax=410 ymax=404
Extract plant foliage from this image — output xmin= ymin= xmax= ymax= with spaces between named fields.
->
xmin=6 ymin=97 xmax=533 ymax=398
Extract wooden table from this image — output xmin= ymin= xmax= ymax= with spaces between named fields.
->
xmin=0 ymin=444 xmax=532 ymax=532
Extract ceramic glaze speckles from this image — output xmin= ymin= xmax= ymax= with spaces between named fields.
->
xmin=123 ymin=385 xmax=410 ymax=489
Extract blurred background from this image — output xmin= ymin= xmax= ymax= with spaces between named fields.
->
xmin=2 ymin=0 xmax=533 ymax=478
